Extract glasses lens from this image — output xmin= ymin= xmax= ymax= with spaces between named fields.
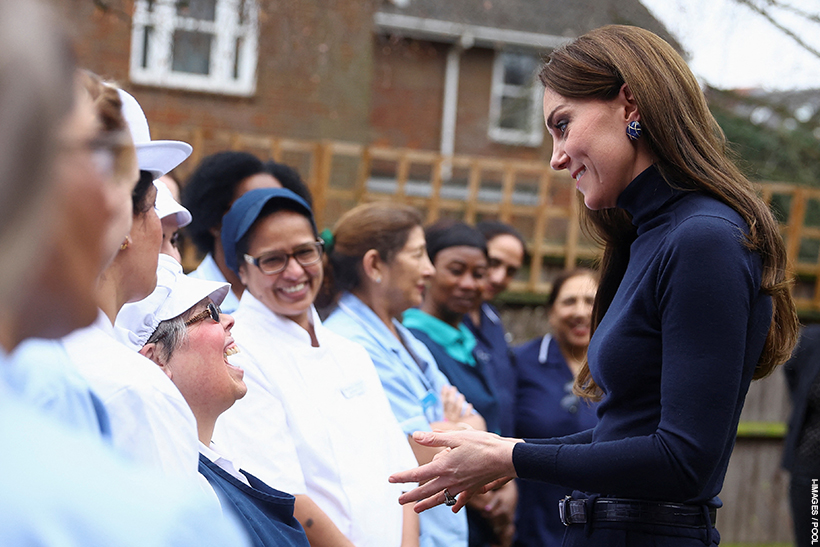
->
xmin=208 ymin=303 xmax=220 ymax=323
xmin=294 ymin=243 xmax=322 ymax=266
xmin=258 ymin=253 xmax=287 ymax=274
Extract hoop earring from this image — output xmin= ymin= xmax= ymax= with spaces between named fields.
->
xmin=120 ymin=236 xmax=130 ymax=251
xmin=626 ymin=120 xmax=642 ymax=141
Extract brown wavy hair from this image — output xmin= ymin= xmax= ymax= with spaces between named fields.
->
xmin=539 ymin=25 xmax=798 ymax=400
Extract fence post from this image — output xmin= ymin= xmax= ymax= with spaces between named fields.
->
xmin=529 ymin=170 xmax=552 ymax=292
xmin=785 ymin=187 xmax=806 ymax=271
xmin=427 ymin=155 xmax=444 ymax=223
xmin=312 ymin=141 xmax=333 ymax=229
xmin=465 ymin=161 xmax=481 ymax=223
xmin=499 ymin=163 xmax=514 ymax=223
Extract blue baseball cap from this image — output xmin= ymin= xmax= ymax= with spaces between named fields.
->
xmin=221 ymin=188 xmax=316 ymax=275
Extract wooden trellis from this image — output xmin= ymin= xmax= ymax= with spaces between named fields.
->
xmin=159 ymin=125 xmax=820 ymax=310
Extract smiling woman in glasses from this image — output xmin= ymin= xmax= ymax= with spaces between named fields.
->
xmin=212 ymin=188 xmax=421 ymax=547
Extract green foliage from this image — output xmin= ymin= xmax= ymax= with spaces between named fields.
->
xmin=708 ymin=94 xmax=820 ymax=186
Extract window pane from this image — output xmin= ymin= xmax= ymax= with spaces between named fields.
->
xmin=172 ymin=30 xmax=212 ymax=74
xmin=238 ymin=0 xmax=246 ymax=24
xmin=176 ymin=0 xmax=217 ymax=21
xmin=141 ymin=26 xmax=154 ymax=68
xmin=499 ymin=95 xmax=532 ymax=131
xmin=234 ymin=36 xmax=243 ymax=79
xmin=503 ymin=53 xmax=537 ymax=86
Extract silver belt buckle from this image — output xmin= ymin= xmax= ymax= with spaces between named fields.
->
xmin=558 ymin=495 xmax=572 ymax=526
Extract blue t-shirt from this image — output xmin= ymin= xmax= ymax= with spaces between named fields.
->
xmin=513 ymin=165 xmax=772 ymax=508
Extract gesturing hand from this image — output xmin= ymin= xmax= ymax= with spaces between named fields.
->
xmin=388 ymin=429 xmax=521 ymax=513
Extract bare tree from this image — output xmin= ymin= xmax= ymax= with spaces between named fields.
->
xmin=732 ymin=0 xmax=820 ymax=59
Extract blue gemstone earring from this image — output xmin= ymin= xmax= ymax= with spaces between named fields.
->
xmin=626 ymin=120 xmax=642 ymax=141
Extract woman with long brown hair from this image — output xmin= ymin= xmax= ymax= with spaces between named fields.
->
xmin=389 ymin=25 xmax=798 ymax=546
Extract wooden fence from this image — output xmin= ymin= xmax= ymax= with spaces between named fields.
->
xmin=161 ymin=126 xmax=801 ymax=543
xmin=163 ymin=126 xmax=820 ymax=313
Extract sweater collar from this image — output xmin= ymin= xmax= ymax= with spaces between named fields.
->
xmin=616 ymin=164 xmax=680 ymax=229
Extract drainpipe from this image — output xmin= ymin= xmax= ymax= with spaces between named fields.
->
xmin=440 ymin=33 xmax=473 ymax=180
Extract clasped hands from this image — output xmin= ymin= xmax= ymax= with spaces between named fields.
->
xmin=389 ymin=428 xmax=522 ymax=513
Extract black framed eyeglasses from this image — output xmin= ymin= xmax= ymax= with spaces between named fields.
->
xmin=244 ymin=240 xmax=324 ymax=275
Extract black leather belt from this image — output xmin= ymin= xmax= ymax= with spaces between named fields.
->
xmin=558 ymin=496 xmax=717 ymax=529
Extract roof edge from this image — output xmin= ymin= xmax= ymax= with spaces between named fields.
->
xmin=374 ymin=11 xmax=571 ymax=50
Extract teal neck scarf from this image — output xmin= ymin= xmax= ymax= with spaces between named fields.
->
xmin=402 ymin=308 xmax=476 ymax=366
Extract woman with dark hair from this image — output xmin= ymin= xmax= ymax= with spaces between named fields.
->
xmin=403 ymin=220 xmax=517 ymax=547
xmin=215 ymin=189 xmax=420 ymax=547
xmin=513 ymin=268 xmax=598 ymax=547
xmin=465 ymin=220 xmax=527 ymax=437
xmin=322 ymin=202 xmax=480 ymax=547
xmin=390 ymin=25 xmax=798 ymax=546
xmin=185 ymin=151 xmax=283 ymax=312
xmin=264 ymin=159 xmax=313 ymax=208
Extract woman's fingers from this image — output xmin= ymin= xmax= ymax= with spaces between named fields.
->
xmin=481 ymin=476 xmax=514 ymax=493
xmin=410 ymin=430 xmax=457 ymax=448
xmin=396 ymin=475 xmax=450 ymax=505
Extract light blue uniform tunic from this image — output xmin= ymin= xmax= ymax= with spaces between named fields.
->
xmin=325 ymin=292 xmax=468 ymax=547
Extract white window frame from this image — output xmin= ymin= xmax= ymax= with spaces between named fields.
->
xmin=488 ymin=51 xmax=544 ymax=147
xmin=129 ymin=0 xmax=259 ymax=96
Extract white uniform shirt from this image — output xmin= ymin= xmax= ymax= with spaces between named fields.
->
xmin=218 ymin=292 xmax=417 ymax=547
xmin=200 ymin=441 xmax=251 ymax=487
xmin=62 ymin=311 xmax=202 ymax=484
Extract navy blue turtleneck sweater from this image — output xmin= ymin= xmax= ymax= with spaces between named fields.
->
xmin=512 ymin=165 xmax=772 ymax=505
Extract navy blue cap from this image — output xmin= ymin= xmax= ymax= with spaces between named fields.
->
xmin=221 ymin=188 xmax=316 ymax=275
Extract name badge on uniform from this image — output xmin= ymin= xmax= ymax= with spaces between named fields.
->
xmin=340 ymin=380 xmax=366 ymax=399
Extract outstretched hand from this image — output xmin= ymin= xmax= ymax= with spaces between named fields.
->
xmin=388 ymin=429 xmax=522 ymax=513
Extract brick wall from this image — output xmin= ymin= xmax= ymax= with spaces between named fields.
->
xmin=51 ymin=0 xmax=376 ymax=145
xmin=52 ymin=0 xmax=553 ymax=165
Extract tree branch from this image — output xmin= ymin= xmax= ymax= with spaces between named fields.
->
xmin=733 ymin=0 xmax=820 ymax=60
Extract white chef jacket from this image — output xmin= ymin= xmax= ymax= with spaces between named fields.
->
xmin=218 ymin=291 xmax=418 ymax=547
xmin=212 ymin=348 xmax=306 ymax=495
xmin=62 ymin=311 xmax=203 ymax=485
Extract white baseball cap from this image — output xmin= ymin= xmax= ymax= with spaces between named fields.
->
xmin=154 ymin=180 xmax=192 ymax=228
xmin=115 ymin=254 xmax=230 ymax=350
xmin=117 ymin=89 xmax=193 ymax=179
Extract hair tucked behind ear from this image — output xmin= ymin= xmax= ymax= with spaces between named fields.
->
xmin=540 ymin=25 xmax=798 ymax=400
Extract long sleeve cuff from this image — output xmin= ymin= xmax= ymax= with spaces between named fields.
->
xmin=513 ymin=441 xmax=561 ymax=482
